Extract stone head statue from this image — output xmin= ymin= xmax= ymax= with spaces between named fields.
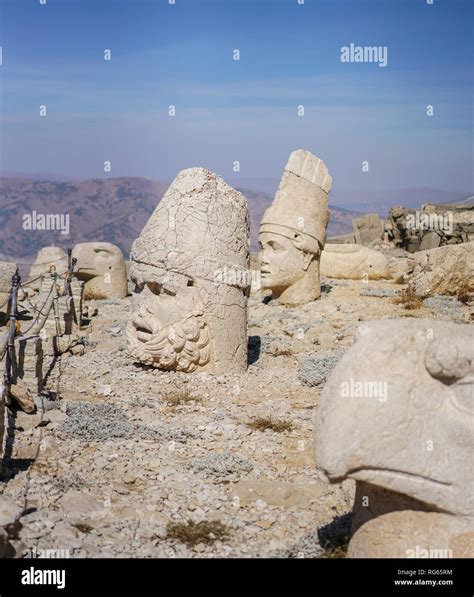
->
xmin=259 ymin=150 xmax=331 ymax=305
xmin=72 ymin=242 xmax=127 ymax=299
xmin=314 ymin=319 xmax=474 ymax=520
xmin=28 ymin=247 xmax=68 ymax=291
xmin=126 ymin=167 xmax=250 ymax=374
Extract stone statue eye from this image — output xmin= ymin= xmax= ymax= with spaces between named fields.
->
xmin=268 ymin=241 xmax=282 ymax=251
xmin=94 ymin=249 xmax=110 ymax=257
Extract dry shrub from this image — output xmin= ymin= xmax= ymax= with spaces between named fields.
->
xmin=393 ymin=286 xmax=423 ymax=310
xmin=246 ymin=416 xmax=294 ymax=433
xmin=166 ymin=519 xmax=230 ymax=547
xmin=457 ymin=281 xmax=473 ymax=304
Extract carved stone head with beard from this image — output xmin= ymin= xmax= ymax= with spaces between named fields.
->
xmin=126 ymin=168 xmax=250 ymax=374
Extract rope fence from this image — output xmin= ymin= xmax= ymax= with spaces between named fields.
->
xmin=0 ymin=248 xmax=78 ymax=398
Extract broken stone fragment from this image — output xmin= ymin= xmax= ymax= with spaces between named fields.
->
xmin=0 ymin=260 xmax=17 ymax=294
xmin=320 ymin=244 xmax=390 ymax=280
xmin=60 ymin=490 xmax=105 ymax=527
xmin=387 ymin=255 xmax=417 ymax=283
xmin=352 ymin=213 xmax=384 ymax=245
xmin=408 ymin=241 xmax=474 ymax=298
xmin=9 ymin=384 xmax=36 ymax=414
xmin=347 ymin=511 xmax=473 ymax=558
xmin=0 ymin=495 xmax=23 ymax=528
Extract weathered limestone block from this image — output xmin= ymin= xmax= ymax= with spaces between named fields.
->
xmin=9 ymin=384 xmax=36 ymax=414
xmin=320 ymin=244 xmax=390 ymax=280
xmin=314 ymin=319 xmax=474 ymax=556
xmin=352 ymin=213 xmax=384 ymax=245
xmin=0 ymin=500 xmax=21 ymax=556
xmin=388 ymin=202 xmax=474 ymax=252
xmin=0 ymin=495 xmax=22 ymax=550
xmin=0 ymin=297 xmax=8 ymax=326
xmin=72 ymin=242 xmax=127 ymax=299
xmin=0 ymin=261 xmax=17 ymax=324
xmin=348 ymin=511 xmax=473 ymax=558
xmin=28 ymin=247 xmax=68 ymax=291
xmin=387 ymin=255 xmax=418 ymax=283
xmin=0 ymin=261 xmax=17 ymax=294
xmin=14 ymin=337 xmax=43 ymax=395
xmin=409 ymin=241 xmax=474 ymax=297
xmin=127 ymin=167 xmax=250 ymax=374
xmin=418 ymin=230 xmax=441 ymax=251
xmin=259 ymin=149 xmax=331 ymax=305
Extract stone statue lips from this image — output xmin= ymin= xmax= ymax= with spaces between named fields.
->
xmin=130 ymin=291 xmax=170 ymax=344
xmin=133 ymin=313 xmax=153 ymax=343
xmin=313 ymin=319 xmax=474 ymax=517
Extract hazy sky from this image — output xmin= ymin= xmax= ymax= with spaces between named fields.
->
xmin=0 ymin=0 xmax=472 ymax=192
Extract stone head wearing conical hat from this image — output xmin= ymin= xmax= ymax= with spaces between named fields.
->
xmin=127 ymin=167 xmax=250 ymax=374
xmin=259 ymin=149 xmax=332 ymax=305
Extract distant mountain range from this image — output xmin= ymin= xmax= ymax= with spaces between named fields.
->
xmin=0 ymin=176 xmax=360 ymax=261
xmin=0 ymin=175 xmax=470 ymax=262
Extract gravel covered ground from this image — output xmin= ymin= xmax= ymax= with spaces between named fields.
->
xmin=1 ymin=276 xmax=471 ymax=558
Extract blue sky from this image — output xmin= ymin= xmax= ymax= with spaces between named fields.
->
xmin=0 ymin=0 xmax=472 ymax=193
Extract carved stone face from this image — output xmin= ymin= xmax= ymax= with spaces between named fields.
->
xmin=259 ymin=232 xmax=313 ymax=292
xmin=126 ymin=278 xmax=211 ymax=372
xmin=72 ymin=242 xmax=127 ymax=299
xmin=128 ymin=167 xmax=250 ymax=374
xmin=314 ymin=319 xmax=474 ymax=517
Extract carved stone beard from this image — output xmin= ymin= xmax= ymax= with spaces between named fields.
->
xmin=126 ymin=313 xmax=210 ymax=372
xmin=126 ymin=282 xmax=211 ymax=373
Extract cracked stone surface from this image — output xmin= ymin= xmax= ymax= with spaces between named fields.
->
xmin=127 ymin=168 xmax=250 ymax=374
xmin=408 ymin=241 xmax=474 ymax=298
xmin=320 ymin=244 xmax=390 ymax=280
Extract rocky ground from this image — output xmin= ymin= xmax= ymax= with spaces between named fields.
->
xmin=1 ymin=275 xmax=472 ymax=558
